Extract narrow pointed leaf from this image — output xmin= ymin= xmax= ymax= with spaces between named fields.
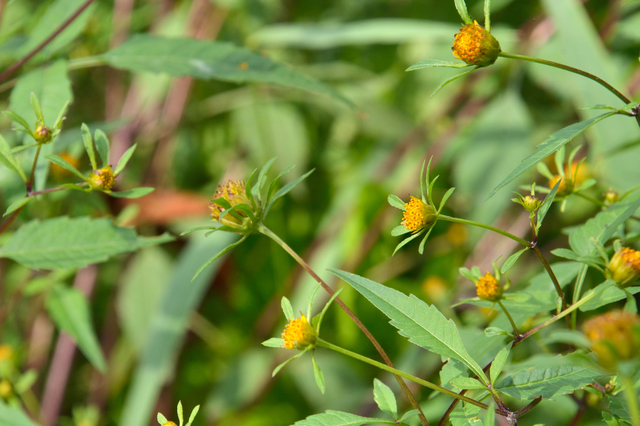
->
xmin=292 ymin=410 xmax=394 ymax=426
xmin=454 ymin=0 xmax=473 ymax=24
xmin=191 ymin=236 xmax=246 ymax=281
xmin=487 ymin=112 xmax=615 ymax=200
xmin=432 ymin=66 xmax=477 ymax=97
xmin=108 ymin=187 xmax=155 ymax=198
xmin=312 ymin=353 xmax=325 ymax=394
xmin=94 ymin=129 xmax=110 ymax=167
xmin=3 ymin=110 xmax=32 ymax=133
xmin=281 ymin=297 xmax=295 ymax=321
xmin=484 ymin=0 xmax=492 ymax=31
xmin=30 ymin=92 xmax=44 ymax=123
xmin=46 ymin=285 xmax=107 ymax=372
xmin=267 ymin=168 xmax=315 ymax=214
xmin=81 ymin=123 xmax=97 ymax=170
xmin=536 ymin=179 xmax=560 ymax=232
xmin=330 ymin=269 xmax=488 ymax=383
xmin=45 ymin=154 xmax=86 ymax=180
xmin=114 ymin=143 xmax=137 ymax=176
xmin=406 ymin=60 xmax=471 ymax=71
xmin=501 ymin=248 xmax=527 ymax=274
xmin=3 ymin=197 xmax=32 ymax=217
xmin=489 ymin=343 xmax=511 ymax=384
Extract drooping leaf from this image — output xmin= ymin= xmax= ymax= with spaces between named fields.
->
xmin=496 ymin=354 xmax=607 ymax=400
xmin=0 ymin=217 xmax=173 ymax=270
xmin=3 ymin=197 xmax=32 ymax=217
xmin=292 ymin=410 xmax=394 ymax=426
xmin=330 ymin=269 xmax=488 ymax=383
xmin=373 ymin=379 xmax=397 ymax=418
xmin=487 ymin=112 xmax=615 ymax=199
xmin=102 ymin=35 xmax=350 ymax=106
xmin=46 ymin=285 xmax=107 ymax=372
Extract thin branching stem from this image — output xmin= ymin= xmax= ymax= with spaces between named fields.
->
xmin=497 ymin=300 xmax=521 ymax=339
xmin=259 ymin=225 xmax=431 ymax=426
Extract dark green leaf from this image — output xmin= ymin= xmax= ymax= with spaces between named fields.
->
xmin=102 ymin=35 xmax=351 ymax=106
xmin=0 ymin=217 xmax=173 ymax=270
xmin=330 ymin=269 xmax=487 ymax=383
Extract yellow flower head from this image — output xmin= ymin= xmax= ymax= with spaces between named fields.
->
xmin=402 ymin=196 xmax=437 ymax=233
xmin=162 ymin=422 xmax=177 ymax=426
xmin=607 ymin=247 xmax=640 ymax=286
xmin=282 ymin=314 xmax=317 ymax=350
xmin=476 ymin=272 xmax=502 ymax=302
xmin=209 ymin=180 xmax=253 ymax=229
xmin=88 ymin=166 xmax=116 ymax=191
xmin=548 ymin=175 xmax=573 ymax=197
xmin=452 ymin=21 xmax=501 ymax=67
xmin=583 ymin=310 xmax=640 ymax=368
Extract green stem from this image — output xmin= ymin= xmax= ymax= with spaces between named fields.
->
xmin=438 ymin=215 xmax=529 ymax=246
xmin=575 ymin=192 xmax=606 ymax=207
xmin=570 ymin=265 xmax=589 ymax=330
xmin=67 ymin=55 xmax=107 ymax=71
xmin=258 ymin=225 xmax=431 ymax=426
xmin=499 ymin=52 xmax=631 ymax=104
xmin=531 ymin=246 xmax=568 ymax=313
xmin=497 ymin=300 xmax=520 ymax=339
xmin=316 ymin=339 xmax=495 ymax=413
xmin=27 ymin=143 xmax=42 ymax=192
xmin=520 ymin=289 xmax=597 ymax=341
xmin=622 ymin=375 xmax=640 ymax=426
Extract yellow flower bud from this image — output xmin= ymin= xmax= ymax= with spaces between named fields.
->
xmin=607 ymin=247 xmax=640 ymax=286
xmin=476 ymin=272 xmax=502 ymax=302
xmin=282 ymin=314 xmax=317 ymax=350
xmin=452 ymin=21 xmax=501 ymax=67
xmin=88 ymin=166 xmax=116 ymax=191
xmin=402 ymin=196 xmax=438 ymax=233
xmin=162 ymin=422 xmax=177 ymax=426
xmin=523 ymin=195 xmax=541 ymax=212
xmin=0 ymin=380 xmax=12 ymax=398
xmin=583 ymin=310 xmax=640 ymax=369
xmin=34 ymin=124 xmax=52 ymax=144
xmin=209 ymin=180 xmax=254 ymax=230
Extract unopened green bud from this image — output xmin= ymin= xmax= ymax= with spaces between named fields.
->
xmin=523 ymin=195 xmax=541 ymax=212
xmin=34 ymin=125 xmax=52 ymax=144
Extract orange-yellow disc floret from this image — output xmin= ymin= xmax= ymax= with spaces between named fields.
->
xmin=476 ymin=272 xmax=502 ymax=301
xmin=209 ymin=180 xmax=252 ymax=229
xmin=452 ymin=21 xmax=501 ymax=67
xmin=282 ymin=314 xmax=317 ymax=350
xmin=402 ymin=196 xmax=437 ymax=233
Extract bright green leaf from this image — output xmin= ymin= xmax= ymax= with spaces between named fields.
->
xmin=373 ymin=379 xmax=397 ymax=418
xmin=292 ymin=410 xmax=394 ymax=426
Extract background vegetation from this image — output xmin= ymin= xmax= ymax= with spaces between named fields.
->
xmin=0 ymin=0 xmax=639 ymax=425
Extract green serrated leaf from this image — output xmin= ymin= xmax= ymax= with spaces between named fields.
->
xmin=46 ymin=285 xmax=107 ymax=372
xmin=373 ymin=379 xmax=397 ymax=418
xmin=0 ymin=217 xmax=173 ymax=270
xmin=487 ymin=112 xmax=615 ymax=200
xmin=330 ymin=269 xmax=488 ymax=384
xmin=450 ymin=377 xmax=486 ymax=390
xmin=292 ymin=410 xmax=394 ymax=426
xmin=102 ymin=35 xmax=352 ymax=107
xmin=405 ymin=59 xmax=471 ymax=71
xmin=496 ymin=354 xmax=606 ymax=400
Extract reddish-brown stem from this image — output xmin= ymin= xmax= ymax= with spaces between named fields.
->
xmin=0 ymin=0 xmax=96 ymax=84
xmin=39 ymin=266 xmax=98 ymax=426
